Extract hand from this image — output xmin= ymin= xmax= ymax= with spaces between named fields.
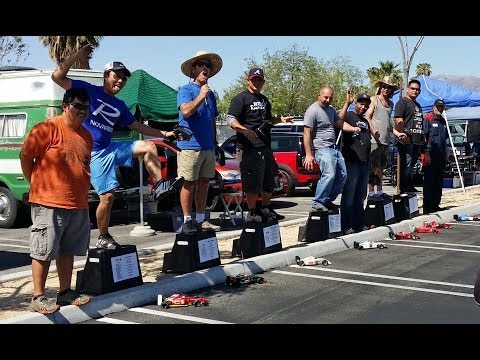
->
xmin=346 ymin=89 xmax=354 ymax=104
xmin=373 ymin=130 xmax=380 ymax=139
xmin=78 ymin=44 xmax=94 ymax=60
xmin=200 ymin=84 xmax=210 ymax=101
xmin=303 ymin=153 xmax=316 ymax=171
xmin=243 ymin=129 xmax=258 ymax=143
xmin=282 ymin=116 xmax=295 ymax=124
xmin=164 ymin=131 xmax=175 ymax=138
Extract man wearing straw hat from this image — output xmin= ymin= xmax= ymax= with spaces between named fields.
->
xmin=365 ymin=76 xmax=407 ymax=199
xmin=177 ymin=50 xmax=223 ymax=235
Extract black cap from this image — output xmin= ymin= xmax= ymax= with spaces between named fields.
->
xmin=356 ymin=93 xmax=371 ymax=103
xmin=434 ymin=98 xmax=445 ymax=107
xmin=248 ymin=68 xmax=265 ymax=80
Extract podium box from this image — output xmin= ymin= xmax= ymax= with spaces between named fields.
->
xmin=76 ymin=245 xmax=143 ymax=295
xmin=393 ymin=193 xmax=419 ymax=221
xmin=232 ymin=220 xmax=282 ymax=259
xmin=365 ymin=197 xmax=396 ymax=227
xmin=162 ymin=231 xmax=220 ymax=274
xmin=298 ymin=209 xmax=341 ymax=243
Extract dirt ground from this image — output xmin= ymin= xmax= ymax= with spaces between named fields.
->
xmin=1 ymin=187 xmax=479 ymax=321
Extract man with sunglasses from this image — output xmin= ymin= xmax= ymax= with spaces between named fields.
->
xmin=52 ymin=44 xmax=177 ymax=250
xmin=394 ymin=79 xmax=426 ymax=193
xmin=365 ymin=76 xmax=406 ymax=200
xmin=177 ymin=51 xmax=223 ymax=235
xmin=20 ymin=88 xmax=93 ymax=314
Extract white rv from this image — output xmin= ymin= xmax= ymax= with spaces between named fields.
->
xmin=0 ymin=67 xmax=138 ymax=228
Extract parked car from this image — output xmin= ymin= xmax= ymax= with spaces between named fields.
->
xmin=120 ymin=138 xmax=288 ymax=212
xmin=220 ymin=132 xmax=321 ymax=195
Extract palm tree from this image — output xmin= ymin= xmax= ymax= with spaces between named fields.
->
xmin=416 ymin=63 xmax=432 ymax=76
xmin=39 ymin=36 xmax=102 ymax=69
xmin=367 ymin=60 xmax=402 ymax=92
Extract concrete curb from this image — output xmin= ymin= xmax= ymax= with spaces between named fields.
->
xmin=3 ymin=202 xmax=480 ymax=324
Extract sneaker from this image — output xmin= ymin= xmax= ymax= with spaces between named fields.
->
xmin=246 ymin=209 xmax=263 ymax=223
xmin=56 ymin=289 xmax=92 ymax=307
xmin=30 ymin=295 xmax=60 ymax=315
xmin=259 ymin=206 xmax=285 ymax=221
xmin=154 ymin=176 xmax=184 ymax=201
xmin=96 ymin=233 xmax=120 ymax=250
xmin=325 ymin=202 xmax=340 ymax=211
xmin=344 ymin=228 xmax=356 ymax=235
xmin=312 ymin=203 xmax=329 ymax=212
xmin=198 ymin=220 xmax=221 ymax=232
xmin=182 ymin=220 xmax=199 ymax=235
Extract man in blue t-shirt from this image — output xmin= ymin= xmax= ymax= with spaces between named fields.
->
xmin=52 ymin=44 xmax=180 ymax=250
xmin=176 ymin=50 xmax=223 ymax=235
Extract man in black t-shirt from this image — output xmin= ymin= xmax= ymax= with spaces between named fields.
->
xmin=340 ymin=93 xmax=372 ymax=234
xmin=226 ymin=68 xmax=293 ymax=223
xmin=394 ymin=79 xmax=426 ymax=193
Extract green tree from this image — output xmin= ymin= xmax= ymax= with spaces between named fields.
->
xmin=0 ymin=36 xmax=29 ymax=66
xmin=416 ymin=63 xmax=432 ymax=76
xmin=39 ymin=36 xmax=103 ymax=69
xmin=217 ymin=44 xmax=365 ymax=117
xmin=367 ymin=60 xmax=402 ymax=92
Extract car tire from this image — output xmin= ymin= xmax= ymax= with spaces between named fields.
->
xmin=205 ymin=194 xmax=221 ymax=212
xmin=0 ymin=186 xmax=21 ymax=229
xmin=278 ymin=168 xmax=295 ymax=196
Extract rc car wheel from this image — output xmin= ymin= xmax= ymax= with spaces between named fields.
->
xmin=359 ymin=246 xmax=364 ymax=250
xmin=160 ymin=301 xmax=171 ymax=309
xmin=378 ymin=244 xmax=385 ymax=249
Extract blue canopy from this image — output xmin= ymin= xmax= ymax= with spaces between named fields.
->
xmin=392 ymin=75 xmax=480 ymax=116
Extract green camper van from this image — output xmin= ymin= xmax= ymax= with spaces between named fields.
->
xmin=0 ymin=67 xmax=138 ymax=228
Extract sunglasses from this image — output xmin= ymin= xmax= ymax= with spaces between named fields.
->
xmin=70 ymin=103 xmax=89 ymax=111
xmin=195 ymin=61 xmax=212 ymax=69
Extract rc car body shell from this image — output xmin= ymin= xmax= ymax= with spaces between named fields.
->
xmin=354 ymin=241 xmax=387 ymax=250
xmin=160 ymin=294 xmax=209 ymax=309
xmin=295 ymin=255 xmax=331 ymax=266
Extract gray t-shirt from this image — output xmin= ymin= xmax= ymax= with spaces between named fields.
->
xmin=371 ymin=95 xmax=394 ymax=145
xmin=303 ymin=101 xmax=340 ymax=149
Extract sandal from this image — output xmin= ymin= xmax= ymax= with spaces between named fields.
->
xmin=30 ymin=295 xmax=60 ymax=315
xmin=56 ymin=289 xmax=92 ymax=307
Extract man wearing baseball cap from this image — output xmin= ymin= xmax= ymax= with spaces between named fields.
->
xmin=52 ymin=44 xmax=178 ymax=250
xmin=340 ymin=93 xmax=372 ymax=234
xmin=423 ymin=98 xmax=448 ymax=214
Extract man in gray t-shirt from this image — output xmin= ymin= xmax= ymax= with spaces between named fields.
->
xmin=303 ymin=86 xmax=360 ymax=212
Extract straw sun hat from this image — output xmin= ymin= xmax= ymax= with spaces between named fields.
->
xmin=181 ymin=50 xmax=223 ymax=78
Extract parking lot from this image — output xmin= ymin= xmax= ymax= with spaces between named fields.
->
xmin=80 ymin=217 xmax=480 ymax=324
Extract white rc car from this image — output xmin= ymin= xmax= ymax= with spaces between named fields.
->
xmin=353 ymin=241 xmax=387 ymax=250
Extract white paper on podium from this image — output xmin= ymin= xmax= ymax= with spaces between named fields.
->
xmin=409 ymin=196 xmax=418 ymax=213
xmin=111 ymin=252 xmax=140 ymax=283
xmin=328 ymin=213 xmax=341 ymax=233
xmin=384 ymin=202 xmax=395 ymax=221
xmin=263 ymin=223 xmax=281 ymax=248
xmin=198 ymin=236 xmax=219 ymax=263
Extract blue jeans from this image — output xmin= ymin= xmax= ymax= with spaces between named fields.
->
xmin=340 ymin=161 xmax=369 ymax=231
xmin=312 ymin=146 xmax=347 ymax=207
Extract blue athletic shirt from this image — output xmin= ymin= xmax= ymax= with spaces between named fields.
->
xmin=72 ymin=79 xmax=136 ymax=151
xmin=177 ymin=82 xmax=218 ymax=151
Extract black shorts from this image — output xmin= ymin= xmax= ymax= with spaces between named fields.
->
xmin=238 ymin=147 xmax=276 ymax=194
xmin=370 ymin=143 xmax=389 ymax=168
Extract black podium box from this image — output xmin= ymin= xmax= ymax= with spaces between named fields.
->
xmin=231 ymin=220 xmax=282 ymax=259
xmin=365 ymin=197 xmax=396 ymax=227
xmin=393 ymin=193 xmax=419 ymax=221
xmin=298 ymin=209 xmax=342 ymax=243
xmin=76 ymin=245 xmax=143 ymax=296
xmin=162 ymin=231 xmax=220 ymax=274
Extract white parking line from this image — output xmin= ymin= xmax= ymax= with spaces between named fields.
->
xmin=129 ymin=307 xmax=234 ymax=324
xmin=387 ymin=242 xmax=480 ymax=253
xmin=273 ymin=270 xmax=473 ymax=298
xmin=450 ymin=222 xmax=480 ymax=227
xmin=96 ymin=317 xmax=139 ymax=324
xmin=0 ymin=243 xmax=29 ymax=249
xmin=289 ymin=265 xmax=473 ymax=288
xmin=385 ymin=239 xmax=480 ymax=248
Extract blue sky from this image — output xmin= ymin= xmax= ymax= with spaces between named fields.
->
xmin=20 ymin=36 xmax=480 ymax=97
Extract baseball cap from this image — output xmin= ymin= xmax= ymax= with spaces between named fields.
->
xmin=356 ymin=93 xmax=371 ymax=103
xmin=104 ymin=61 xmax=131 ymax=77
xmin=434 ymin=98 xmax=445 ymax=107
xmin=248 ymin=68 xmax=265 ymax=80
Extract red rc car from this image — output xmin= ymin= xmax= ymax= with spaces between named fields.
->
xmin=160 ymin=294 xmax=209 ymax=309
xmin=389 ymin=231 xmax=420 ymax=240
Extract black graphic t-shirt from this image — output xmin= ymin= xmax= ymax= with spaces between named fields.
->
xmin=394 ymin=97 xmax=425 ymax=145
xmin=342 ymin=111 xmax=371 ymax=163
xmin=227 ymin=90 xmax=273 ymax=149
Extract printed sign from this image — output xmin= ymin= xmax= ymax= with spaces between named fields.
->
xmin=328 ymin=213 xmax=341 ymax=233
xmin=409 ymin=196 xmax=418 ymax=213
xmin=263 ymin=223 xmax=281 ymax=248
xmin=198 ymin=236 xmax=220 ymax=263
xmin=111 ymin=252 xmax=140 ymax=283
xmin=384 ymin=202 xmax=395 ymax=221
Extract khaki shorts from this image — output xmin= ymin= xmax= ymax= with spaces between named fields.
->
xmin=177 ymin=149 xmax=216 ymax=181
xmin=30 ymin=204 xmax=91 ymax=261
xmin=370 ymin=143 xmax=389 ymax=168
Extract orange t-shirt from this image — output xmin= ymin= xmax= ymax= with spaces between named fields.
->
xmin=22 ymin=116 xmax=93 ymax=209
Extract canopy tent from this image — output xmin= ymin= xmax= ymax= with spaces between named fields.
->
xmin=116 ymin=69 xmax=178 ymax=123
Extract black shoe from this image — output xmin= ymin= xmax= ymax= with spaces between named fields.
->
xmin=407 ymin=187 xmax=421 ymax=193
xmin=181 ymin=220 xmax=198 ymax=235
xmin=154 ymin=176 xmax=184 ymax=201
xmin=325 ymin=202 xmax=340 ymax=211
xmin=433 ymin=206 xmax=445 ymax=211
xmin=259 ymin=206 xmax=285 ymax=221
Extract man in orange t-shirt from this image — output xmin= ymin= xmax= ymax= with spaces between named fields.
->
xmin=20 ymin=88 xmax=93 ymax=315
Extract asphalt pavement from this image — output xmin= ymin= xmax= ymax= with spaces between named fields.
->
xmin=2 ymin=185 xmax=479 ymax=324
